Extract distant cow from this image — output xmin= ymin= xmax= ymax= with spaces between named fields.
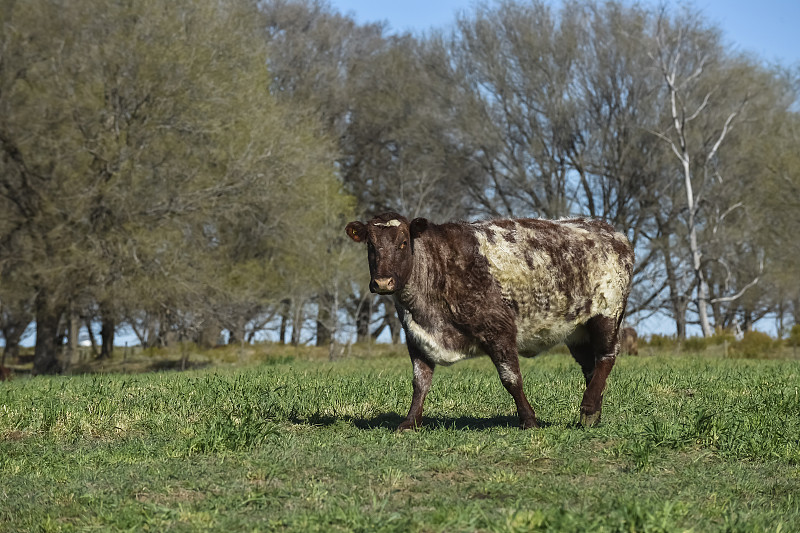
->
xmin=620 ymin=327 xmax=639 ymax=355
xmin=346 ymin=212 xmax=634 ymax=429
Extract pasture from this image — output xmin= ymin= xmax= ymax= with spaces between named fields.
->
xmin=1 ymin=348 xmax=799 ymax=532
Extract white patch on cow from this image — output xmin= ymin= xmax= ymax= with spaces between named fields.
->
xmin=402 ymin=312 xmax=479 ymax=366
xmin=472 ymin=219 xmax=631 ymax=356
xmin=497 ymin=362 xmax=518 ymax=385
xmin=373 ymin=219 xmax=401 ymax=227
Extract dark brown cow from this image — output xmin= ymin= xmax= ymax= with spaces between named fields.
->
xmin=620 ymin=327 xmax=639 ymax=356
xmin=346 ymin=212 xmax=634 ymax=429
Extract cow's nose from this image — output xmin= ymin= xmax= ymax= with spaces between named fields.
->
xmin=371 ymin=277 xmax=395 ymax=294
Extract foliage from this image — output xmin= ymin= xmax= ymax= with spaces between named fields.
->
xmin=681 ymin=336 xmax=709 ymax=352
xmin=643 ymin=334 xmax=676 ymax=350
xmin=788 ymin=325 xmax=800 ymax=348
xmin=730 ymin=331 xmax=780 ymax=359
xmin=708 ymin=330 xmax=737 ymax=345
xmin=3 ymin=0 xmax=800 ymax=363
xmin=0 ymin=0 xmax=352 ymax=368
xmin=1 ymin=352 xmax=799 ymax=531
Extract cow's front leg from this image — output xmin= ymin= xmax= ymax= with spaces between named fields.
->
xmin=397 ymin=348 xmax=434 ymax=431
xmin=488 ymin=349 xmax=538 ymax=429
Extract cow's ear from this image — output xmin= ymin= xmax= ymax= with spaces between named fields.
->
xmin=410 ymin=218 xmax=429 ymax=239
xmin=345 ymin=221 xmax=367 ymax=243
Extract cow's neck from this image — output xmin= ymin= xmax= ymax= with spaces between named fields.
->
xmin=395 ymin=228 xmax=448 ymax=316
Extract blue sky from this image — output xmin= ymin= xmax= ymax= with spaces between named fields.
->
xmin=330 ymin=0 xmax=800 ymax=67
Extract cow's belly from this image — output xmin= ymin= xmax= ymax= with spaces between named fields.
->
xmin=517 ymin=322 xmax=587 ymax=357
xmin=402 ymin=313 xmax=481 ymax=365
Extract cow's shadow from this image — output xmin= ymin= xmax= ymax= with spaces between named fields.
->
xmin=295 ymin=412 xmax=554 ymax=431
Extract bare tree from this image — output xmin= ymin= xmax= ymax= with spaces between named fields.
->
xmin=449 ymin=0 xmax=582 ymax=219
xmin=648 ymin=6 xmax=771 ymax=336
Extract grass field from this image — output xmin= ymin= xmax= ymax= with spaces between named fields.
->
xmin=1 ymin=347 xmax=799 ymax=532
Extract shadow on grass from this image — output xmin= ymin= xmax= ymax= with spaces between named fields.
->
xmin=56 ymin=358 xmax=214 ymax=375
xmin=147 ymin=359 xmax=212 ymax=372
xmin=296 ymin=412 xmax=555 ymax=431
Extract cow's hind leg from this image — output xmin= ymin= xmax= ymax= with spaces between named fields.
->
xmin=567 ymin=315 xmax=620 ymax=427
xmin=486 ymin=346 xmax=538 ymax=429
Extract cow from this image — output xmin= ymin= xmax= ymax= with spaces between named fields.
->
xmin=345 ymin=212 xmax=634 ymax=430
xmin=620 ymin=327 xmax=639 ymax=356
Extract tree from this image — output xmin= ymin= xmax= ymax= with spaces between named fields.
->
xmin=0 ymin=287 xmax=32 ymax=368
xmin=0 ymin=0 xmax=348 ymax=370
xmin=266 ymin=2 xmax=473 ymax=218
xmin=647 ymin=6 xmax=786 ymax=336
xmin=448 ymin=0 xmax=583 ymax=219
xmin=740 ymin=101 xmax=800 ymax=333
xmin=441 ymin=1 xmax=797 ymax=338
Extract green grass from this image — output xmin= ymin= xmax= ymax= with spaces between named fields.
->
xmin=2 ymin=351 xmax=799 ymax=532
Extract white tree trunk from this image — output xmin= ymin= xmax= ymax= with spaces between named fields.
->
xmin=654 ymin=32 xmax=740 ymax=338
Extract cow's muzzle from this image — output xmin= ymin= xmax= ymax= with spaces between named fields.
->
xmin=370 ymin=277 xmax=396 ymax=294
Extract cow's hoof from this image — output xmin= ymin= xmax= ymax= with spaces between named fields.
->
xmin=396 ymin=421 xmax=419 ymax=432
xmin=579 ymin=411 xmax=601 ymax=427
xmin=520 ymin=418 xmax=540 ymax=430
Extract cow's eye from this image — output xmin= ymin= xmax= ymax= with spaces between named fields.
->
xmin=400 ymin=240 xmax=407 ymax=250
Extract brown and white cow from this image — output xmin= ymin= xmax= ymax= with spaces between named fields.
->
xmin=346 ymin=212 xmax=634 ymax=430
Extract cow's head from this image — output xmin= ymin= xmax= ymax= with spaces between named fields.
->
xmin=345 ymin=212 xmax=428 ymax=294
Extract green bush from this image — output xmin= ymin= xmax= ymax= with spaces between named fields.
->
xmin=730 ymin=331 xmax=777 ymax=359
xmin=644 ymin=334 xmax=677 ymax=350
xmin=708 ymin=329 xmax=736 ymax=345
xmin=681 ymin=336 xmax=708 ymax=352
xmin=786 ymin=324 xmax=800 ymax=348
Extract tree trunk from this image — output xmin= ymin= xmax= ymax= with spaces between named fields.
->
xmin=32 ymin=294 xmax=63 ymax=376
xmin=711 ymin=299 xmax=723 ymax=333
xmin=380 ymin=297 xmax=402 ymax=344
xmin=695 ymin=268 xmax=713 ymax=337
xmin=389 ymin=314 xmax=402 ymax=344
xmin=130 ymin=313 xmax=159 ymax=348
xmin=316 ymin=292 xmax=331 ymax=347
xmin=84 ymin=320 xmax=99 ymax=356
xmin=65 ymin=309 xmax=80 ymax=370
xmin=279 ymin=299 xmax=290 ymax=345
xmin=1 ymin=332 xmax=19 ymax=367
xmin=1 ymin=318 xmax=30 ymax=367
xmin=742 ymin=308 xmax=753 ymax=333
xmin=355 ymin=295 xmax=371 ymax=344
xmin=683 ymin=155 xmax=713 ymax=338
xmin=662 ymin=246 xmax=688 ymax=340
xmin=99 ymin=316 xmax=115 ymax=359
xmin=196 ymin=319 xmax=222 ymax=349
xmin=328 ymin=286 xmax=339 ymax=361
xmin=156 ymin=312 xmax=175 ymax=347
xmin=775 ymin=299 xmax=787 ymax=339
xmin=227 ymin=320 xmax=246 ymax=345
xmin=290 ymin=300 xmax=304 ymax=346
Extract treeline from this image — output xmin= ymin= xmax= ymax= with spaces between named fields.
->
xmin=1 ymin=0 xmax=798 ymax=374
